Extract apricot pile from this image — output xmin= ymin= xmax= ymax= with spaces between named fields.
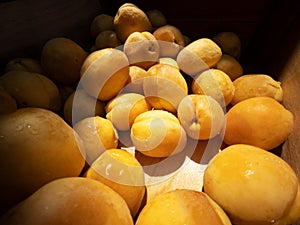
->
xmin=0 ymin=2 xmax=299 ymax=225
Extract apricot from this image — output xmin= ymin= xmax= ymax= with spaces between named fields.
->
xmin=153 ymin=25 xmax=185 ymax=58
xmin=0 ymin=108 xmax=85 ymax=213
xmin=131 ymin=110 xmax=187 ymax=157
xmin=85 ymin=149 xmax=145 ymax=217
xmin=143 ymin=64 xmax=188 ymax=114
xmin=41 ymin=37 xmax=87 ymax=85
xmin=146 ymin=9 xmax=167 ymax=28
xmin=177 ymin=94 xmax=225 ymax=140
xmin=177 ymin=38 xmax=222 ymax=75
xmin=0 ymin=177 xmax=133 ymax=225
xmin=215 ymin=54 xmax=243 ymax=80
xmin=136 ymin=189 xmax=231 ymax=225
xmin=213 ymin=31 xmax=241 ymax=59
xmin=106 ymin=93 xmax=151 ymax=131
xmin=90 ymin=14 xmax=114 ymax=38
xmin=5 ymin=57 xmax=43 ymax=73
xmin=63 ymin=89 xmax=105 ymax=125
xmin=203 ymin=144 xmax=299 ymax=225
xmin=0 ymin=71 xmax=61 ymax=112
xmin=57 ymin=85 xmax=74 ymax=105
xmin=231 ymin=74 xmax=283 ymax=105
xmin=124 ymin=65 xmax=148 ymax=94
xmin=183 ymin=34 xmax=192 ymax=45
xmin=73 ymin=116 xmax=119 ymax=164
xmin=114 ymin=3 xmax=152 ymax=42
xmin=275 ymin=184 xmax=300 ymax=225
xmin=124 ymin=31 xmax=159 ymax=69
xmin=80 ymin=48 xmax=129 ymax=101
xmin=95 ymin=30 xmax=122 ymax=49
xmin=192 ymin=69 xmax=235 ymax=106
xmin=224 ymin=97 xmax=293 ymax=150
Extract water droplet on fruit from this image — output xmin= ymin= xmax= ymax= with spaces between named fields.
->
xmin=26 ymin=124 xmax=38 ymax=135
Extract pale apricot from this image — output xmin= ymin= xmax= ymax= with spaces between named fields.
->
xmin=177 ymin=94 xmax=225 ymax=140
xmin=159 ymin=57 xmax=179 ymax=69
xmin=63 ymin=89 xmax=105 ymax=125
xmin=192 ymin=69 xmax=235 ymax=106
xmin=80 ymin=48 xmax=129 ymax=101
xmin=124 ymin=31 xmax=159 ymax=69
xmin=124 ymin=65 xmax=148 ymax=94
xmin=131 ymin=110 xmax=187 ymax=157
xmin=153 ymin=25 xmax=185 ymax=58
xmin=74 ymin=116 xmax=119 ymax=164
xmin=106 ymin=93 xmax=151 ymax=130
xmin=177 ymin=38 xmax=222 ymax=75
xmin=143 ymin=64 xmax=188 ymax=114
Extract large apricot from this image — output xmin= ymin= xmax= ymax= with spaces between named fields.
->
xmin=204 ymin=144 xmax=299 ymax=225
xmin=224 ymin=97 xmax=293 ymax=150
xmin=0 ymin=177 xmax=133 ymax=225
xmin=136 ymin=189 xmax=231 ymax=225
xmin=85 ymin=149 xmax=145 ymax=217
xmin=0 ymin=71 xmax=61 ymax=112
xmin=41 ymin=37 xmax=87 ymax=85
xmin=0 ymin=108 xmax=85 ymax=213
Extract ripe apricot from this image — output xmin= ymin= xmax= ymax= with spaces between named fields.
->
xmin=136 ymin=189 xmax=231 ymax=225
xmin=224 ymin=97 xmax=293 ymax=150
xmin=85 ymin=149 xmax=145 ymax=217
xmin=131 ymin=110 xmax=187 ymax=157
xmin=231 ymin=74 xmax=283 ymax=105
xmin=204 ymin=144 xmax=299 ymax=225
